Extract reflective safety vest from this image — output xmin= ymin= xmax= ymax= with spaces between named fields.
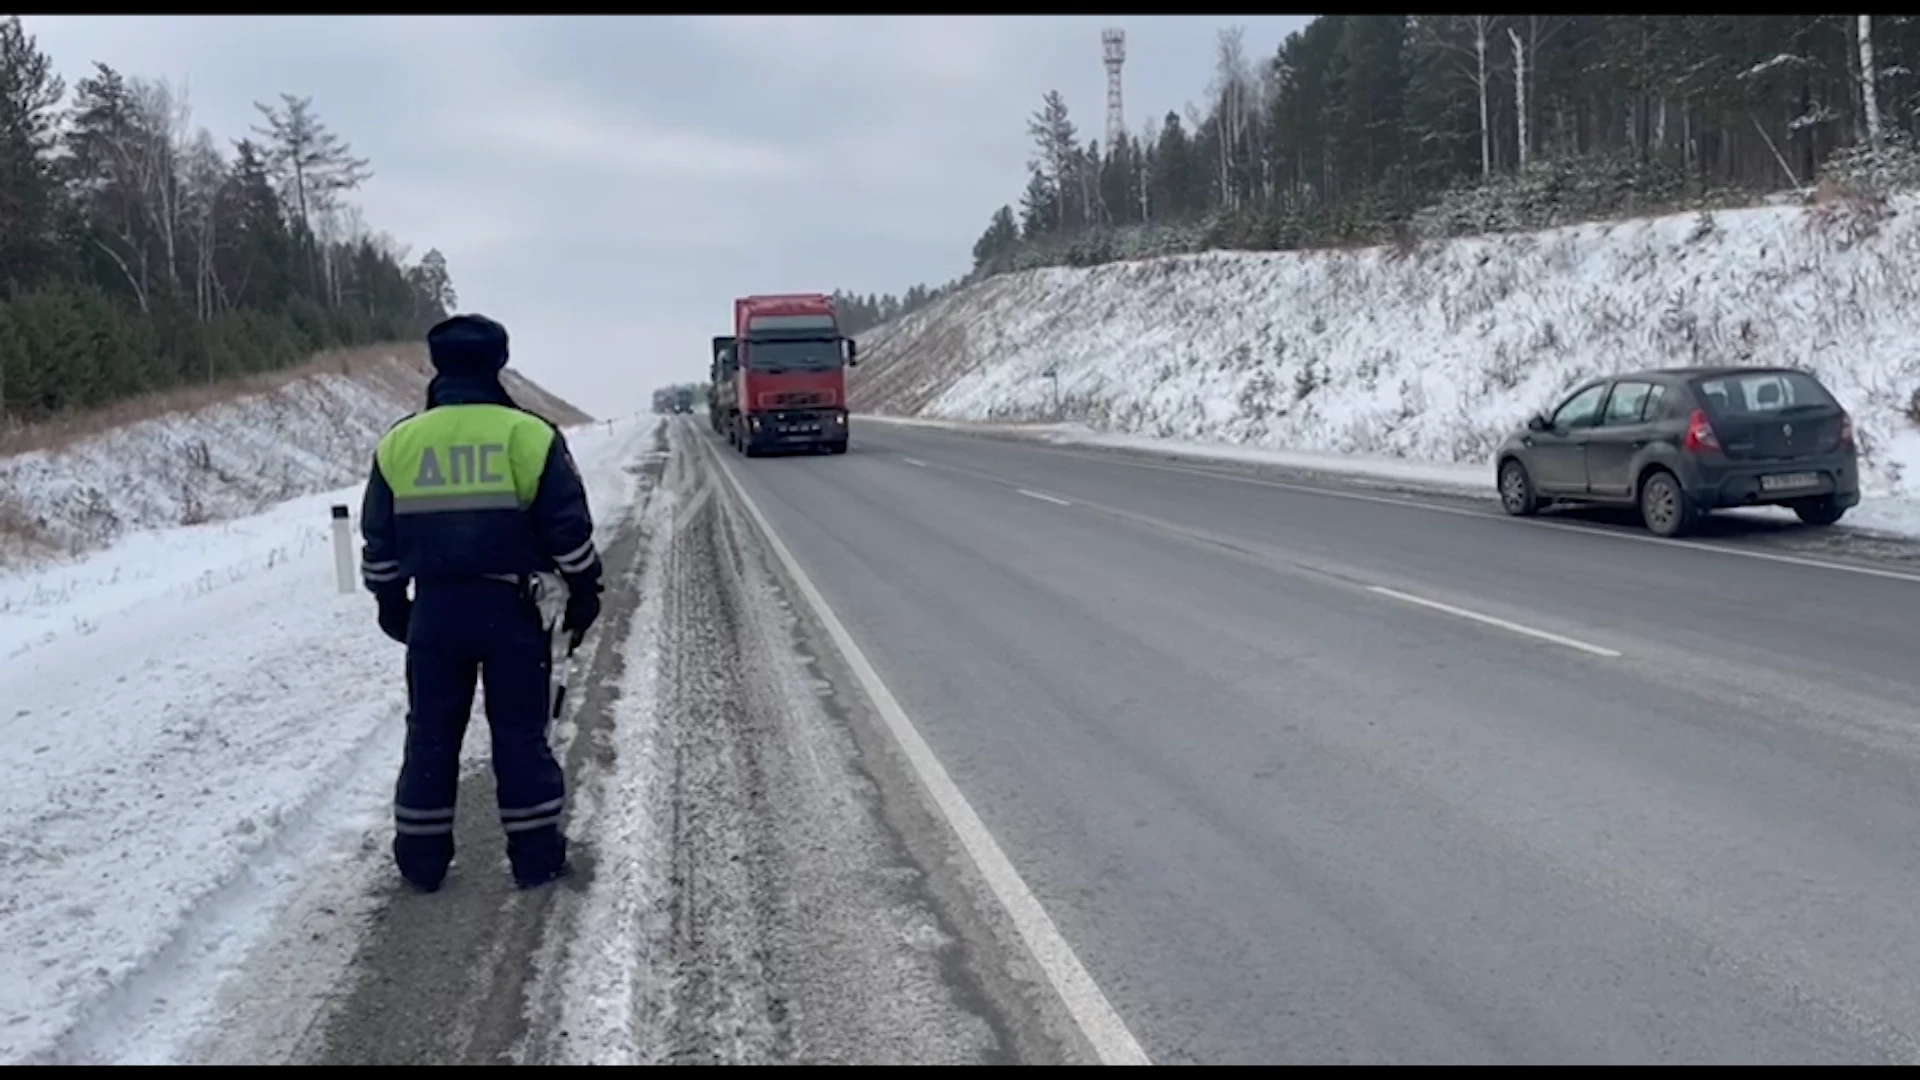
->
xmin=376 ymin=404 xmax=556 ymax=516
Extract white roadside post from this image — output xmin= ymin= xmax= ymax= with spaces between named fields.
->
xmin=330 ymin=504 xmax=355 ymax=594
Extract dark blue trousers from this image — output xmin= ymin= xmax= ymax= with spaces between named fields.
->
xmin=392 ymin=577 xmax=567 ymax=888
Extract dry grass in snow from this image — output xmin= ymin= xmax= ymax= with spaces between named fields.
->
xmin=1 ymin=343 xmax=589 ymax=568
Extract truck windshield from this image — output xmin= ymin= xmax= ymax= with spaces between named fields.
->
xmin=746 ymin=338 xmax=843 ymax=371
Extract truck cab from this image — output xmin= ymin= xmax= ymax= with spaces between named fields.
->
xmin=725 ymin=294 xmax=859 ymax=457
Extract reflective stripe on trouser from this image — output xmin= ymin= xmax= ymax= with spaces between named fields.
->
xmin=393 ymin=577 xmax=568 ymax=885
xmin=395 ymin=804 xmax=456 ymax=836
xmin=501 ymin=795 xmax=565 ymax=835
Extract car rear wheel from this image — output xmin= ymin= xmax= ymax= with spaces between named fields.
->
xmin=1792 ymin=496 xmax=1846 ymax=527
xmin=1639 ymin=469 xmax=1695 ymax=538
xmin=1498 ymin=458 xmax=1539 ymax=516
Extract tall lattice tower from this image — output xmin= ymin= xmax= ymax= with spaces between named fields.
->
xmin=1102 ymin=28 xmax=1126 ymax=154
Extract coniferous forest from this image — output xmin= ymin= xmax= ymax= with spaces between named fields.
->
xmin=0 ymin=17 xmax=455 ymax=423
xmin=837 ymin=14 xmax=1920 ymax=336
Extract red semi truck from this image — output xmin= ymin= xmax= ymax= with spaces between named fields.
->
xmin=711 ymin=293 xmax=859 ymax=456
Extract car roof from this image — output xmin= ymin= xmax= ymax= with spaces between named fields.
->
xmin=1625 ymin=365 xmax=1813 ymax=380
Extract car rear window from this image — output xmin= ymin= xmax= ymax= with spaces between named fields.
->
xmin=1694 ymin=371 xmax=1836 ymax=415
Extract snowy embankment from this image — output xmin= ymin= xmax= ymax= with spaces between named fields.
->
xmin=0 ymin=344 xmax=590 ymax=568
xmin=850 ymin=195 xmax=1920 ymax=536
xmin=0 ymin=394 xmax=648 ymax=1063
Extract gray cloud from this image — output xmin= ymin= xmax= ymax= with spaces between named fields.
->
xmin=22 ymin=14 xmax=1312 ymax=416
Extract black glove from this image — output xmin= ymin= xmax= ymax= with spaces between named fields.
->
xmin=562 ymin=581 xmax=601 ymax=652
xmin=376 ymin=587 xmax=412 ymax=645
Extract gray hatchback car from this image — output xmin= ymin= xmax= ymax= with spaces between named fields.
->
xmin=1494 ymin=366 xmax=1859 ymax=537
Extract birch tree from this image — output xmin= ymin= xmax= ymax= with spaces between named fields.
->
xmin=1858 ymin=15 xmax=1883 ymax=151
xmin=1208 ymin=25 xmax=1255 ymax=212
xmin=129 ymin=76 xmax=189 ymax=295
xmin=180 ymin=127 xmax=226 ymax=321
xmin=1431 ymin=15 xmax=1502 ymax=178
xmin=1508 ymin=28 xmax=1528 ymax=168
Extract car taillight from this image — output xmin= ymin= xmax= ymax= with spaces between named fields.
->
xmin=1839 ymin=411 xmax=1855 ymax=448
xmin=1682 ymin=408 xmax=1720 ymax=454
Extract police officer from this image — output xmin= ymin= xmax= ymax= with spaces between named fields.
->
xmin=358 ymin=314 xmax=603 ymax=892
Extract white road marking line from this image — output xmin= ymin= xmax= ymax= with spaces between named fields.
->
xmin=1017 ymin=488 xmax=1073 ymax=506
xmin=903 ymin=457 xmax=927 ymax=467
xmin=699 ymin=437 xmax=1152 ymax=1067
xmin=1367 ymin=585 xmax=1622 ymax=658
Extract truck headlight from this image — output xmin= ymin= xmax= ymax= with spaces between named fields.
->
xmin=835 ymin=413 xmax=847 ymax=425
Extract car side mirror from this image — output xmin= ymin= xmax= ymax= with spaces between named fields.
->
xmin=1527 ymin=414 xmax=1549 ymax=432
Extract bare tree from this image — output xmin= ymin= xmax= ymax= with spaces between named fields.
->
xmin=1208 ymin=26 xmax=1254 ymax=212
xmin=1858 ymin=15 xmax=1883 ymax=151
xmin=1517 ymin=15 xmax=1568 ymax=159
xmin=1430 ymin=16 xmax=1504 ymax=178
xmin=1508 ymin=28 xmax=1529 ymax=169
xmin=313 ymin=199 xmax=348 ymax=307
xmin=180 ymin=126 xmax=226 ymax=322
xmin=1138 ymin=113 xmax=1161 ymax=222
xmin=251 ymin=93 xmax=372 ymax=303
xmin=367 ymin=228 xmax=410 ymax=266
xmin=410 ymin=248 xmax=456 ymax=317
xmin=128 ymin=76 xmax=190 ymax=293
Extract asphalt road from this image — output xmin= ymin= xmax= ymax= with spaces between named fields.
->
xmin=703 ymin=417 xmax=1920 ymax=1065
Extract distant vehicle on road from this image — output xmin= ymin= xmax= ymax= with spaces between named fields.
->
xmin=672 ymin=386 xmax=695 ymax=414
xmin=1495 ymin=366 xmax=1859 ymax=538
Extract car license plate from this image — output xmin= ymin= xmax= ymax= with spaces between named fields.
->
xmin=1761 ymin=472 xmax=1819 ymax=491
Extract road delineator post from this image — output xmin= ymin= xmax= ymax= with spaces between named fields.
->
xmin=330 ymin=504 xmax=355 ymax=595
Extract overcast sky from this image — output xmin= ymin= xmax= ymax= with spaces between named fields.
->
xmin=21 ymin=15 xmax=1314 ymax=418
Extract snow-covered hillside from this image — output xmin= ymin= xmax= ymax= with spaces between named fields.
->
xmin=1 ymin=345 xmax=589 ymax=567
xmin=850 ymin=195 xmax=1920 ymax=507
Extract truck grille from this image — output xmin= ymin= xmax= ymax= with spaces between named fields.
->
xmin=758 ymin=389 xmax=838 ymax=408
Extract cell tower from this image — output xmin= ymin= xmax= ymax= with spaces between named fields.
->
xmin=1102 ymin=27 xmax=1126 ymax=154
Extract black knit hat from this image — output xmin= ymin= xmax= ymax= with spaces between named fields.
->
xmin=426 ymin=314 xmax=509 ymax=375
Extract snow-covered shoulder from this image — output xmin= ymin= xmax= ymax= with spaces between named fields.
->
xmin=0 ymin=413 xmax=657 ymax=1065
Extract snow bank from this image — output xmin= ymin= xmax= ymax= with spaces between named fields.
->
xmin=0 ymin=412 xmax=658 ymax=1064
xmin=0 ymin=345 xmax=589 ymax=569
xmin=851 ymin=196 xmax=1920 ymax=509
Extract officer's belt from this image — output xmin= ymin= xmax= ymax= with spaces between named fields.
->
xmin=414 ymin=572 xmax=529 ymax=589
